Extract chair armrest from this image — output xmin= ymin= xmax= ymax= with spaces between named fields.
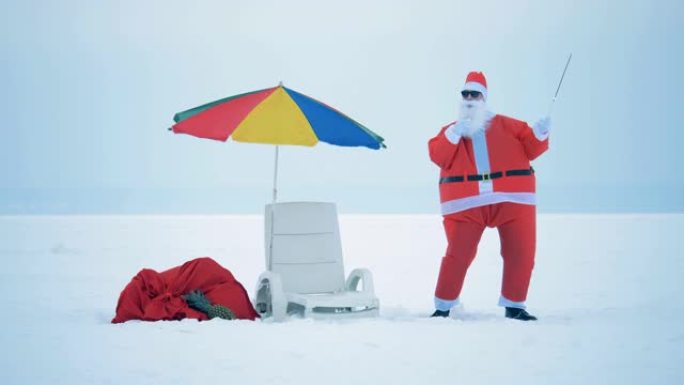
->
xmin=255 ymin=271 xmax=287 ymax=322
xmin=345 ymin=268 xmax=375 ymax=294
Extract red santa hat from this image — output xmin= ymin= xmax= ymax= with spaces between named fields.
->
xmin=462 ymin=71 xmax=488 ymax=99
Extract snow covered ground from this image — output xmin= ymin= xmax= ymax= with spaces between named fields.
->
xmin=1 ymin=213 xmax=682 ymax=384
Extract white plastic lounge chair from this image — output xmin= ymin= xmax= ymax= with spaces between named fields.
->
xmin=254 ymin=202 xmax=379 ymax=321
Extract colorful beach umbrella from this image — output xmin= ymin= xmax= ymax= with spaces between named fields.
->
xmin=170 ymin=84 xmax=385 ymax=149
xmin=169 ymin=84 xmax=385 ymax=201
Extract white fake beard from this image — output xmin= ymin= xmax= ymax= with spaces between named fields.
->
xmin=458 ymin=99 xmax=490 ymax=137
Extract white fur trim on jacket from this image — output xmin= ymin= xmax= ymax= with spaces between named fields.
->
xmin=441 ymin=192 xmax=536 ymax=216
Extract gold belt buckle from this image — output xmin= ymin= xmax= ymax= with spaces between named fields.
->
xmin=482 ymin=172 xmax=490 ymax=181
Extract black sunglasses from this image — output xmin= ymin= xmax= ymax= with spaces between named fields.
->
xmin=461 ymin=90 xmax=482 ymax=98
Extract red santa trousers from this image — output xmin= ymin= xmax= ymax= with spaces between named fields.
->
xmin=434 ymin=202 xmax=536 ymax=304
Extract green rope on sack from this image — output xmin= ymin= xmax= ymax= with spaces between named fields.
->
xmin=183 ymin=290 xmax=236 ymax=320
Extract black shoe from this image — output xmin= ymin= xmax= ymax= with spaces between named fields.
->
xmin=505 ymin=307 xmax=538 ymax=321
xmin=430 ymin=309 xmax=450 ymax=318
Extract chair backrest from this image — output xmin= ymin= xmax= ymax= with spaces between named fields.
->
xmin=264 ymin=202 xmax=345 ymax=294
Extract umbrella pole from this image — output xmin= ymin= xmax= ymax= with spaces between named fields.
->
xmin=268 ymin=145 xmax=279 ymax=268
xmin=272 ymin=145 xmax=279 ymax=203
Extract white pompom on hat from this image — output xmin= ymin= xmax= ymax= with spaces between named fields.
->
xmin=462 ymin=71 xmax=488 ymax=99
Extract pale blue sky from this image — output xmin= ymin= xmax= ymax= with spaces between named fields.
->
xmin=1 ymin=0 xmax=682 ymax=214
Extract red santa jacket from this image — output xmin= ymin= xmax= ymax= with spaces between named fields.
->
xmin=428 ymin=114 xmax=549 ymax=215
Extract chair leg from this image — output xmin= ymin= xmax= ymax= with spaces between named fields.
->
xmin=255 ymin=273 xmax=287 ymax=322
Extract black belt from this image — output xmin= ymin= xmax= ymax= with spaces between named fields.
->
xmin=439 ymin=167 xmax=534 ymax=184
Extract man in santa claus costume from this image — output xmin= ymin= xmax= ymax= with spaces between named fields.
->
xmin=428 ymin=71 xmax=550 ymax=321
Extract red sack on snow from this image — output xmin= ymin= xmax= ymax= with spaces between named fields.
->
xmin=112 ymin=257 xmax=258 ymax=323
